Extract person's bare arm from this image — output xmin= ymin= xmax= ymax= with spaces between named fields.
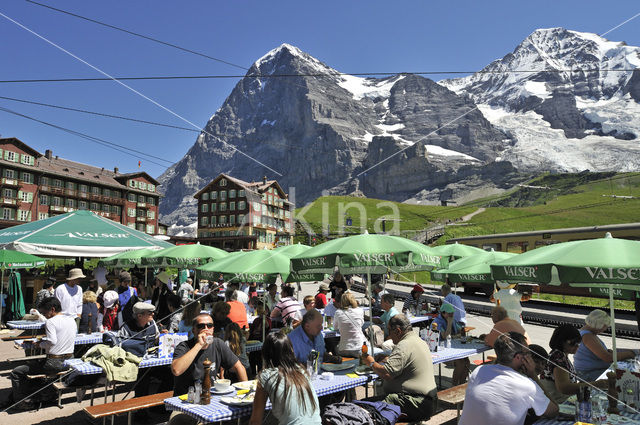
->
xmin=553 ymin=367 xmax=608 ymax=395
xmin=231 ymin=360 xmax=248 ymax=381
xmin=541 ymin=399 xmax=559 ymax=418
xmin=171 ymin=334 xmax=207 ymax=376
xmin=521 ymin=355 xmax=558 ymax=418
xmin=248 ymin=384 xmax=267 ymax=425
xmin=582 ymin=333 xmax=636 ymax=363
xmin=362 ymin=354 xmax=393 ymax=380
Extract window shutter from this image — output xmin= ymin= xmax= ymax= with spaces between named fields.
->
xmin=17 ymin=190 xmax=22 ymax=200
xmin=30 ymin=156 xmax=35 ymax=165
xmin=3 ymin=151 xmax=8 ymax=160
xmin=27 ymin=193 xmax=33 ymax=202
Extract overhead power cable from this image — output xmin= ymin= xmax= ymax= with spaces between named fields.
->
xmin=25 ymin=0 xmax=248 ymax=71
xmin=0 ymin=68 xmax=638 ymax=84
xmin=0 ymin=95 xmax=199 ymax=132
xmin=0 ymin=106 xmax=172 ymax=167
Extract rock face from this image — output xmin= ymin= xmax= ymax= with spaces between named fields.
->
xmin=158 ymin=44 xmax=511 ymax=226
xmin=159 ymin=29 xmax=640 ymax=227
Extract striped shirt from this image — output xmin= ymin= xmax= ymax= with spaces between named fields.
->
xmin=271 ymin=297 xmax=302 ymax=323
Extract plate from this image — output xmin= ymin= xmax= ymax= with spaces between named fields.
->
xmin=210 ymin=386 xmax=235 ymax=395
xmin=355 ymin=365 xmax=374 ymax=375
xmin=220 ymin=394 xmax=255 ymax=406
xmin=321 ymin=363 xmax=355 ymax=372
xmin=232 ymin=380 xmax=257 ymax=391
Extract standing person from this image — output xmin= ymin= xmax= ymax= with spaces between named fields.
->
xmin=35 ymin=280 xmax=55 ymax=307
xmin=333 ymin=292 xmax=366 ymax=357
xmin=8 ymin=297 xmax=76 ymax=409
xmin=151 ymin=271 xmax=172 ymax=327
xmin=491 ymin=282 xmax=530 ymax=324
xmin=402 ymin=284 xmax=424 ymax=315
xmin=248 ymin=303 xmax=271 ymax=342
xmin=99 ymin=290 xmax=119 ymax=331
xmin=169 ymin=313 xmax=247 ymax=425
xmin=249 ymin=332 xmax=321 ymax=425
xmin=117 ymin=270 xmax=139 ymax=328
xmin=314 ymin=282 xmax=329 ymax=309
xmin=441 ymin=284 xmax=466 ymax=326
xmin=328 ymin=273 xmax=347 ymax=299
xmin=574 ymin=309 xmax=638 ymax=381
xmin=55 ymin=268 xmax=84 ymax=321
xmin=178 ymin=300 xmax=201 ymax=337
xmin=167 ymin=294 xmax=183 ymax=333
xmin=228 ymin=282 xmax=249 ymax=305
xmin=459 ymin=332 xmax=558 ymax=425
xmin=270 ymin=285 xmax=302 ymax=327
xmin=78 ymin=291 xmax=98 ymax=334
xmin=178 ymin=278 xmax=195 ymax=305
xmin=265 ymin=283 xmax=280 ymax=313
xmin=433 ymin=303 xmax=469 ymax=385
xmin=360 ymin=315 xmax=437 ymax=422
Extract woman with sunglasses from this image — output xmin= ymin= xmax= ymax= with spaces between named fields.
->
xmin=539 ymin=324 xmax=608 ymax=404
xmin=249 ymin=331 xmax=321 ymax=425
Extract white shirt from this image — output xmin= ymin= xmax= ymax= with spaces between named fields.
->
xmin=333 ymin=307 xmax=366 ymax=352
xmin=459 ymin=364 xmax=550 ymax=425
xmin=494 ymin=288 xmax=523 ymax=323
xmin=444 ymin=293 xmax=467 ymax=325
xmin=323 ymin=301 xmax=337 ymax=317
xmin=40 ymin=313 xmax=77 ymax=355
xmin=55 ymin=283 xmax=83 ymax=316
xmin=235 ymin=290 xmax=249 ymax=305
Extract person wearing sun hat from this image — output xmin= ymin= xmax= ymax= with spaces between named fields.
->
xmin=314 ymin=282 xmax=330 ymax=309
xmin=402 ymin=284 xmax=425 ymax=316
xmin=491 ymin=281 xmax=530 ymax=325
xmin=99 ymin=290 xmax=120 ymax=331
xmin=433 ymin=302 xmax=470 ymax=385
xmin=55 ymin=268 xmax=85 ymax=322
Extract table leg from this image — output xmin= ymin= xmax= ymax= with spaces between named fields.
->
xmin=439 ymin=363 xmax=442 ymax=388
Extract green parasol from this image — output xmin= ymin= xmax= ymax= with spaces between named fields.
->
xmin=98 ymin=247 xmax=162 ymax=268
xmin=491 ymin=232 xmax=640 ymax=366
xmin=198 ymin=249 xmax=291 ymax=284
xmin=430 ymin=242 xmax=486 ymax=260
xmin=0 ymin=249 xmax=46 ymax=324
xmin=431 ymin=250 xmax=516 ymax=284
xmin=273 ymin=243 xmax=313 ymax=257
xmin=8 ymin=271 xmax=25 ymax=321
xmin=141 ymin=243 xmax=228 ymax=268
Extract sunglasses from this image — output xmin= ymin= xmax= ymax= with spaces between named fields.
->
xmin=196 ymin=323 xmax=214 ymax=330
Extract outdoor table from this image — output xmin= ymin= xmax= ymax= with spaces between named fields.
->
xmin=65 ymin=354 xmax=173 ymax=376
xmin=245 ymin=341 xmax=263 ymax=353
xmin=16 ymin=332 xmax=104 ymax=352
xmin=430 ymin=339 xmax=492 ymax=388
xmin=7 ymin=320 xmax=45 ymax=330
xmin=164 ymin=372 xmax=373 ymax=423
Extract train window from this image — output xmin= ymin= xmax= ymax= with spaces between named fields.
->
xmin=535 ymin=240 xmax=560 ymax=248
xmin=482 ymin=243 xmax=502 ymax=251
xmin=507 ymin=241 xmax=529 ymax=253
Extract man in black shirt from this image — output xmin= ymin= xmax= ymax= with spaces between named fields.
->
xmin=171 ymin=313 xmax=247 ymax=395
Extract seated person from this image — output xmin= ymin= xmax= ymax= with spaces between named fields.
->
xmin=322 ymin=292 xmax=341 ymax=328
xmin=328 ymin=273 xmax=348 ymax=300
xmin=270 ymin=285 xmax=302 ymax=327
xmin=314 ymin=282 xmax=329 ymax=309
xmin=333 ymin=292 xmax=366 ymax=357
xmin=226 ymin=289 xmax=249 ymax=329
xmin=118 ymin=302 xmax=160 ymax=349
xmin=169 ymin=313 xmax=248 ymax=425
xmin=264 ymin=283 xmax=280 ymax=313
xmin=540 ymin=324 xmax=608 ymax=404
xmin=224 ymin=322 xmax=250 ymax=379
xmin=360 ymin=314 xmax=437 ymax=422
xmin=227 ymin=281 xmax=249 ymax=305
xmin=370 ymin=283 xmax=388 ymax=317
xmin=167 ymin=294 xmax=183 ymax=333
xmin=459 ymin=332 xmax=558 ymax=425
xmin=212 ymin=301 xmax=233 ymax=338
xmin=433 ymin=303 xmax=469 ymax=385
xmin=402 ymin=284 xmax=424 ymax=315
xmin=287 ymin=309 xmax=325 ymax=364
xmin=8 ymin=297 xmax=76 ymax=409
xmin=249 ymin=332 xmax=321 ymax=425
xmin=482 ymin=306 xmax=531 ymax=347
xmin=574 ymin=309 xmax=638 ymax=381
xmin=441 ymin=284 xmax=466 ymax=326
xmin=303 ymin=295 xmax=316 ymax=312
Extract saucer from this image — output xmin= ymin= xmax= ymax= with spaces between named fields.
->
xmin=210 ymin=386 xmax=235 ymax=395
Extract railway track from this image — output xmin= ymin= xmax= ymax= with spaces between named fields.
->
xmin=350 ymin=279 xmax=640 ymax=339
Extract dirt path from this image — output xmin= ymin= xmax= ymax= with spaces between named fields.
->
xmin=460 ymin=207 xmax=485 ymax=222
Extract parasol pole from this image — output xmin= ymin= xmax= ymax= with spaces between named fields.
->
xmin=367 ymin=271 xmax=375 ymax=351
xmin=0 ymin=267 xmax=4 ymax=326
xmin=609 ymin=284 xmax=617 ymax=368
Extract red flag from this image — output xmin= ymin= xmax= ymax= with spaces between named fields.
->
xmin=138 ymin=161 xmax=141 ymax=168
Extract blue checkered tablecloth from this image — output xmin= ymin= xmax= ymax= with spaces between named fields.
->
xmin=65 ymin=355 xmax=173 ymax=375
xmin=431 ymin=340 xmax=491 ymax=364
xmin=246 ymin=341 xmax=263 ymax=353
xmin=164 ymin=373 xmax=372 ymax=422
xmin=7 ymin=320 xmax=45 ymax=330
xmin=18 ymin=332 xmax=104 ymax=350
xmin=534 ymin=410 xmax=640 ymax=424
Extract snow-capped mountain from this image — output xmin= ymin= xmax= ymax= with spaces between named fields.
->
xmin=158 ymin=44 xmax=515 ymax=226
xmin=441 ymin=28 xmax=640 ymax=172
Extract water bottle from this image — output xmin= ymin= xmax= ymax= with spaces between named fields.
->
xmin=446 ymin=335 xmax=452 ymax=349
xmin=187 ymin=386 xmax=195 ymax=404
xmin=307 ymin=350 xmax=318 ymax=379
xmin=591 ymin=395 xmax=606 ymax=425
xmin=576 ymin=387 xmax=592 ymax=423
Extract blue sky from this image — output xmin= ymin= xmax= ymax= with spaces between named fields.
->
xmin=1 ymin=0 xmax=639 ymax=180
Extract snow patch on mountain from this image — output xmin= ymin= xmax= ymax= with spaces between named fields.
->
xmin=577 ymin=94 xmax=640 ymax=138
xmin=338 ymin=75 xmax=406 ymax=100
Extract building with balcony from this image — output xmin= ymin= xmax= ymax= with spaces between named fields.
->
xmin=194 ymin=174 xmax=293 ymax=250
xmin=0 ymin=137 xmax=161 ymax=234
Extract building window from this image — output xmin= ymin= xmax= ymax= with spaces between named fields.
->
xmin=79 ymin=200 xmax=87 ymax=209
xmin=229 ymin=190 xmax=236 ymax=198
xmin=147 ymin=210 xmax=155 ymax=219
xmin=40 ymin=194 xmax=49 ymax=205
xmin=38 ymin=212 xmax=48 ymax=220
xmin=40 ymin=176 xmax=48 ymax=185
xmin=229 ymin=215 xmax=236 ymax=225
xmin=103 ymin=204 xmax=110 ymax=213
xmin=238 ymin=201 xmax=246 ymax=210
xmin=200 ymin=216 xmax=208 ymax=226
xmin=219 ymin=215 xmax=227 ymax=224
xmin=127 ymin=223 xmax=136 ymax=229
xmin=127 ymin=208 xmax=136 ymax=217
xmin=112 ymin=206 xmax=121 ymax=215
xmin=230 ymin=201 xmax=235 ymax=210
xmin=201 ymin=203 xmax=208 ymax=213
xmin=112 ymin=190 xmax=121 ymax=198
xmin=21 ymin=172 xmax=33 ymax=184
xmin=3 ymin=188 xmax=13 ymax=198
xmin=5 ymin=151 xmax=16 ymax=162
xmin=220 ymin=191 xmax=227 ymax=201
xmin=202 ymin=193 xmax=209 ymax=201
xmin=18 ymin=210 xmax=30 ymax=221
xmin=2 ymin=208 xmax=13 ymax=220
xmin=128 ymin=193 xmax=136 ymax=202
xmin=211 ymin=216 xmax=217 ymax=226
xmin=146 ymin=225 xmax=155 ymax=233
xmin=67 ymin=199 xmax=76 ymax=208
xmin=138 ymin=195 xmax=145 ymax=203
xmin=210 ymin=191 xmax=217 ymax=200
xmin=238 ymin=190 xmax=245 ymax=197
xmin=103 ymin=188 xmax=110 ymax=198
xmin=20 ymin=154 xmax=34 ymax=165
xmin=219 ymin=178 xmax=227 ymax=187
xmin=137 ymin=209 xmax=145 ymax=217
xmin=219 ymin=203 xmax=227 ymax=212
xmin=147 ymin=197 xmax=155 ymax=205
xmin=139 ymin=182 xmax=147 ymax=190
xmin=53 ymin=179 xmax=63 ymax=188
xmin=148 ymin=184 xmax=155 ymax=193
xmin=4 ymin=169 xmax=14 ymax=179
xmin=79 ymin=184 xmax=88 ymax=192
xmin=52 ymin=197 xmax=62 ymax=206
xmin=91 ymin=186 xmax=100 ymax=194
xmin=136 ymin=224 xmax=144 ymax=231
xmin=66 ymin=181 xmax=75 ymax=190
xmin=211 ymin=203 xmax=217 ymax=212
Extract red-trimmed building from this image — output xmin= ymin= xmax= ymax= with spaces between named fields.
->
xmin=0 ymin=137 xmax=161 ymax=234
xmin=194 ymin=174 xmax=293 ymax=250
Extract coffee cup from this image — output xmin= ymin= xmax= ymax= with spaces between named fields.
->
xmin=214 ymin=379 xmax=231 ymax=391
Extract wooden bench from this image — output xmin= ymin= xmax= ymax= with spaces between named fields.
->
xmin=84 ymin=390 xmax=173 ymax=425
xmin=437 ymin=383 xmax=468 ymax=419
xmin=53 ymin=380 xmax=97 ymax=409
